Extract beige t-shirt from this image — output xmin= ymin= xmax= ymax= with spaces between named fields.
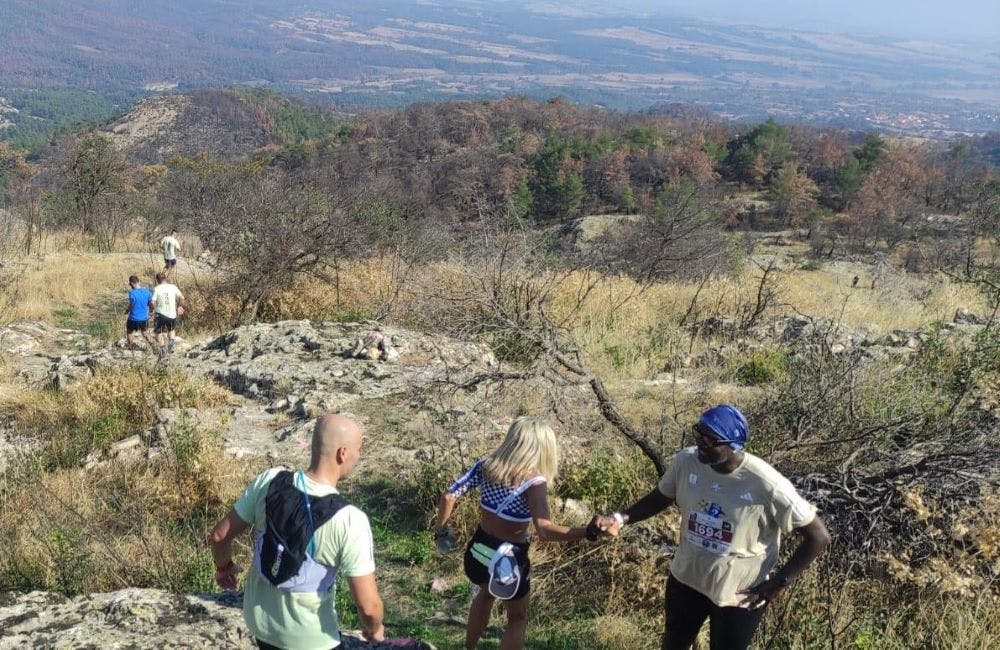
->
xmin=658 ymin=448 xmax=816 ymax=607
xmin=152 ymin=283 xmax=182 ymax=319
xmin=234 ymin=468 xmax=376 ymax=650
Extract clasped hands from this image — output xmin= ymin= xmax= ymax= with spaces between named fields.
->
xmin=586 ymin=513 xmax=623 ymax=540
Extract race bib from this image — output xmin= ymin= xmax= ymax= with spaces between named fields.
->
xmin=685 ymin=511 xmax=733 ymax=555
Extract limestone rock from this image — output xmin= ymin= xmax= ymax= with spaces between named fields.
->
xmin=0 ymin=321 xmax=59 ymax=355
xmin=954 ymin=308 xmax=986 ymax=325
xmin=0 ymin=588 xmax=435 ymax=649
xmin=0 ymin=588 xmax=251 ymax=649
xmin=178 ymin=321 xmax=496 ymax=413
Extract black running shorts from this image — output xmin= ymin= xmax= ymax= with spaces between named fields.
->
xmin=154 ymin=314 xmax=176 ymax=333
xmin=126 ymin=318 xmax=148 ymax=333
xmin=463 ymin=526 xmax=531 ymax=601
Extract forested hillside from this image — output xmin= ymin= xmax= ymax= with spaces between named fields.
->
xmin=3 ymin=91 xmax=999 ymax=281
xmin=19 ymin=92 xmax=1000 ymax=260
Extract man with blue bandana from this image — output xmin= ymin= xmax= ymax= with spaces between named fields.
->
xmin=595 ymin=404 xmax=830 ymax=650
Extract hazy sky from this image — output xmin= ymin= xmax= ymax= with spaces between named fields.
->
xmin=560 ymin=0 xmax=1000 ymax=41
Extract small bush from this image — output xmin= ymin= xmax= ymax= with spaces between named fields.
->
xmin=557 ymin=447 xmax=656 ymax=512
xmin=727 ymin=348 xmax=789 ymax=386
xmin=54 ymin=306 xmax=79 ymax=328
xmin=800 ymin=257 xmax=824 ymax=271
xmin=0 ymin=419 xmax=260 ymax=594
xmin=487 ymin=329 xmax=543 ymax=365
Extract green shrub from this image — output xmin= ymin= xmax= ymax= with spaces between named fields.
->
xmin=487 ymin=330 xmax=542 ymax=365
xmin=800 ymin=257 xmax=824 ymax=271
xmin=727 ymin=348 xmax=789 ymax=386
xmin=557 ymin=447 xmax=656 ymax=512
xmin=603 ymin=343 xmax=632 ymax=370
xmin=54 ymin=307 xmax=79 ymax=328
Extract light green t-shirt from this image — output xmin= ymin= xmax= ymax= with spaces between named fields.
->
xmin=234 ymin=468 xmax=376 ymax=650
xmin=152 ymin=283 xmax=182 ymax=319
xmin=658 ymin=449 xmax=816 ymax=607
xmin=161 ymin=235 xmax=180 ymax=260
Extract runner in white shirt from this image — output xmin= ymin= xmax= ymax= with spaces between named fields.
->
xmin=161 ymin=229 xmax=181 ymax=275
xmin=150 ymin=272 xmax=185 ymax=356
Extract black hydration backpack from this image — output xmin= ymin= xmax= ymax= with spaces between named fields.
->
xmin=258 ymin=470 xmax=348 ymax=586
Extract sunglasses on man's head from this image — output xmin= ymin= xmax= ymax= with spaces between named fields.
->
xmin=691 ymin=424 xmax=731 ymax=447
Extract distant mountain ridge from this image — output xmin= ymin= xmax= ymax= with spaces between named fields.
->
xmin=99 ymin=89 xmax=351 ymax=163
xmin=1 ymin=0 xmax=999 ymax=137
xmin=105 ymin=91 xmax=268 ymax=163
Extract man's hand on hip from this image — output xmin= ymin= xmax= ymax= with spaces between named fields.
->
xmin=737 ymin=575 xmax=790 ymax=609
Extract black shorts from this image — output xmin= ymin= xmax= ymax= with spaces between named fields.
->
xmin=126 ymin=319 xmax=148 ymax=333
xmin=463 ymin=526 xmax=531 ymax=601
xmin=154 ymin=314 xmax=176 ymax=333
xmin=164 ymin=258 xmax=177 ymax=268
xmin=662 ymin=573 xmax=764 ymax=650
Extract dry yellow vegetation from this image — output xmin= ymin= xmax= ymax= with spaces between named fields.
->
xmin=5 ymin=248 xmax=983 ymax=350
xmin=1 ymin=244 xmax=997 ymax=648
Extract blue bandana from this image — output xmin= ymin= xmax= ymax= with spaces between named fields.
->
xmin=698 ymin=404 xmax=749 ymax=451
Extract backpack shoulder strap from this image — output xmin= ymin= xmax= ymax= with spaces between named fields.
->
xmin=265 ymin=469 xmax=296 ymax=496
xmin=308 ymin=492 xmax=349 ymax=529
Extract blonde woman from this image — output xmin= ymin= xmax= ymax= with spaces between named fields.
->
xmin=433 ymin=417 xmax=618 ymax=650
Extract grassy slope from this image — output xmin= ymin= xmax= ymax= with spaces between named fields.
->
xmin=1 ymin=244 xmax=998 ymax=649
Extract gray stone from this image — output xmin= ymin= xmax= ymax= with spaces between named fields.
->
xmin=0 ymin=321 xmax=60 ymax=356
xmin=954 ymin=308 xmax=986 ymax=325
xmin=0 ymin=588 xmax=435 ymax=649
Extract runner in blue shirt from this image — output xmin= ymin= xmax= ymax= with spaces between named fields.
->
xmin=125 ymin=275 xmax=156 ymax=350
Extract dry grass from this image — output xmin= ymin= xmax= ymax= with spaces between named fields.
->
xmin=1 ymin=241 xmax=996 ymax=644
xmin=0 ymin=333 xmax=242 ymax=597
xmin=3 ymin=366 xmax=232 ymax=466
xmin=16 ymin=229 xmax=200 ymax=257
xmin=590 ymin=615 xmax=658 ymax=649
xmin=2 ymin=250 xmax=217 ymax=351
xmin=319 ymin=258 xmax=983 ymax=372
xmin=4 ymin=245 xmax=982 ymax=375
xmin=758 ymin=576 xmax=1000 ymax=649
xmin=0 ymin=423 xmax=260 ymax=594
xmin=777 ymin=265 xmax=985 ymax=332
xmin=5 ymin=253 xmax=149 ymax=323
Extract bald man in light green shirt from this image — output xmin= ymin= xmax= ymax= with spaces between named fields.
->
xmin=210 ymin=415 xmax=384 ymax=649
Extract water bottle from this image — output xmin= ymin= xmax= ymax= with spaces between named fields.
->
xmin=434 ymin=526 xmax=458 ymax=554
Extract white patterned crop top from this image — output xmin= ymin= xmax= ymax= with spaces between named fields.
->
xmin=447 ymin=459 xmax=545 ymax=523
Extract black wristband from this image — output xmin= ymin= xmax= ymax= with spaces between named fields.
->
xmin=585 ymin=521 xmax=600 ymax=541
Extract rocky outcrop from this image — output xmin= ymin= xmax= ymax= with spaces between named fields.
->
xmin=33 ymin=320 xmax=503 ymax=466
xmin=0 ymin=589 xmax=434 ymax=649
xmin=557 ymin=213 xmax=644 ymax=255
xmin=684 ymin=313 xmax=989 ymax=369
xmin=46 ymin=320 xmax=495 ymax=399
xmin=0 ymin=321 xmax=60 ymax=356
xmin=181 ymin=320 xmax=496 ymax=418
